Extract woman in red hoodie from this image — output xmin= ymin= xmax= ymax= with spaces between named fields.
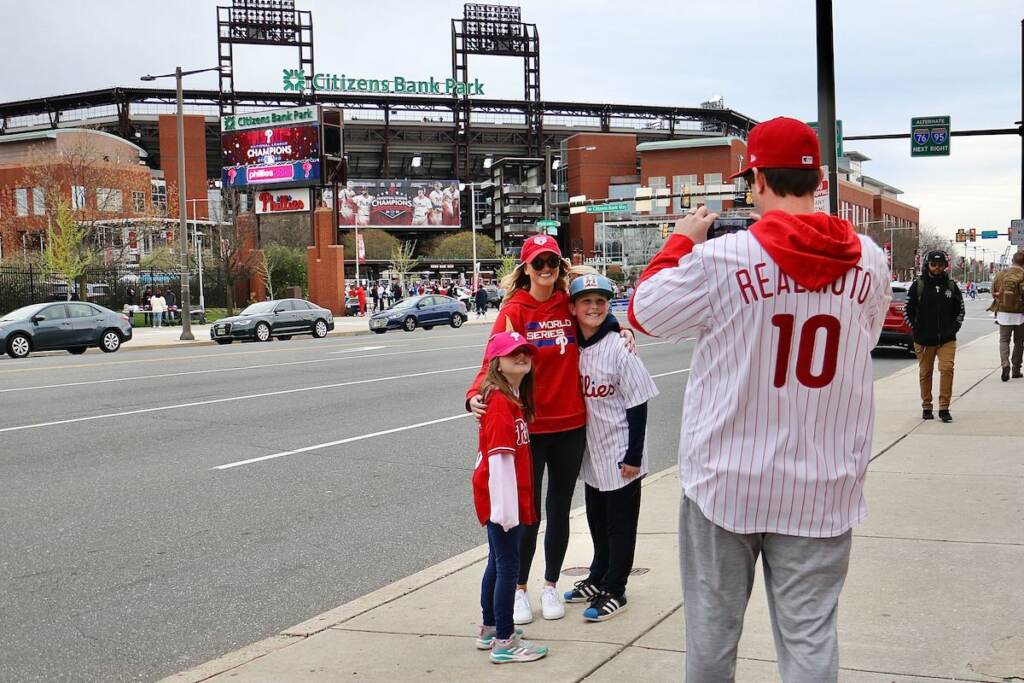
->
xmin=467 ymin=234 xmax=633 ymax=625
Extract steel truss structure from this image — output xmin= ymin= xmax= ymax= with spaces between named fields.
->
xmin=217 ymin=0 xmax=314 ymax=116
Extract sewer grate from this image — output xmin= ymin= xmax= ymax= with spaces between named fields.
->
xmin=562 ymin=566 xmax=650 ymax=577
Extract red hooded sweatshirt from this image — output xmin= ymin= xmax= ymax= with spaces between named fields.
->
xmin=466 ymin=289 xmax=586 ymax=435
xmin=629 ymin=210 xmax=862 ymax=332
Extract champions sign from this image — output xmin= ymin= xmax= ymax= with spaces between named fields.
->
xmin=220 ymin=105 xmax=322 ymax=188
xmin=332 ymin=179 xmax=461 ymax=229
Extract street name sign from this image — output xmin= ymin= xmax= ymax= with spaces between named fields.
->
xmin=586 ymin=202 xmax=629 ymax=213
xmin=536 ymin=219 xmax=559 ymax=228
xmin=911 ymin=116 xmax=951 ymax=157
xmin=980 ymin=230 xmax=999 ymax=239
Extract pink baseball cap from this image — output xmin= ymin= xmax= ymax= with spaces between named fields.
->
xmin=484 ymin=331 xmax=536 ymax=361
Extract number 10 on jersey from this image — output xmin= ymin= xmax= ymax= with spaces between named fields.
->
xmin=770 ymin=314 xmax=841 ymax=389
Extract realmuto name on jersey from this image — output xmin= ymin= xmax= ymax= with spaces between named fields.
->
xmin=734 ymin=263 xmax=873 ymax=305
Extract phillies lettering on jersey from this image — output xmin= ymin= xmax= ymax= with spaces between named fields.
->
xmin=630 ymin=225 xmax=891 ymax=538
xmin=578 ymin=333 xmax=659 ymax=492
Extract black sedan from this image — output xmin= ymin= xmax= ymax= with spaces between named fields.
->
xmin=1 ymin=302 xmax=132 ymax=359
xmin=210 ymin=298 xmax=334 ymax=344
xmin=368 ymin=295 xmax=468 ymax=334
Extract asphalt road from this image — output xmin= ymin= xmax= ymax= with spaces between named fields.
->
xmin=0 ymin=299 xmax=998 ymax=682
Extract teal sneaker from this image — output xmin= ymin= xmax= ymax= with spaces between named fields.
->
xmin=489 ymin=633 xmax=548 ymax=663
xmin=475 ymin=626 xmax=524 ymax=650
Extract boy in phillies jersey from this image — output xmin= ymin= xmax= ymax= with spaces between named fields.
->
xmin=630 ymin=117 xmax=891 ymax=681
xmin=472 ymin=332 xmax=548 ymax=663
xmin=564 ymin=273 xmax=658 ymax=622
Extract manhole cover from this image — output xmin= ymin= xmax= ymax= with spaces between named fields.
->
xmin=561 ymin=567 xmax=650 ymax=577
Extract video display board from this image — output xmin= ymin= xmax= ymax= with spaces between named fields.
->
xmin=220 ymin=106 xmax=322 ymax=188
xmin=334 ymin=179 xmax=461 ymax=228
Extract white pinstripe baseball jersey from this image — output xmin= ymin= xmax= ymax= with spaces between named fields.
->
xmin=578 ymin=333 xmax=660 ymax=492
xmin=631 ymin=225 xmax=891 ymax=538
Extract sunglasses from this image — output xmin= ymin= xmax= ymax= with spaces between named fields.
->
xmin=530 ymin=254 xmax=561 ymax=270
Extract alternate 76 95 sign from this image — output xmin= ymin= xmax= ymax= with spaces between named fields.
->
xmin=911 ymin=116 xmax=950 ymax=157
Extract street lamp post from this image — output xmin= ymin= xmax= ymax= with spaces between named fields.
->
xmin=859 ymin=220 xmax=916 ymax=279
xmin=460 ymin=181 xmax=487 ymax=289
xmin=544 ymin=145 xmax=596 ymax=220
xmin=141 ymin=65 xmax=220 ymax=340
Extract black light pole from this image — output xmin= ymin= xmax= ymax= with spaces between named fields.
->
xmin=141 ymin=66 xmax=220 ymax=340
xmin=815 ymin=0 xmax=839 ymax=215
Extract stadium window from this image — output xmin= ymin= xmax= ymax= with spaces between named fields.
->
xmin=132 ymin=191 xmax=146 ymax=213
xmin=32 ymin=187 xmax=45 ymax=215
xmin=72 ymin=185 xmax=86 ymax=210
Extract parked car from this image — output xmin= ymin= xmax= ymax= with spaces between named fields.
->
xmin=484 ymin=285 xmax=502 ymax=309
xmin=976 ymin=281 xmax=992 ymax=293
xmin=368 ymin=295 xmax=468 ymax=333
xmin=209 ymin=298 xmax=334 ymax=344
xmin=345 ymin=297 xmax=361 ymax=316
xmin=876 ymin=284 xmax=914 ymax=355
xmin=0 ymin=302 xmax=132 ymax=359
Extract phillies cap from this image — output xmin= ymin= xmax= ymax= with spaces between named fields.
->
xmin=569 ymin=273 xmax=615 ymax=301
xmin=729 ymin=117 xmax=821 ymax=179
xmin=520 ymin=234 xmax=563 ymax=264
xmin=926 ymin=250 xmax=949 ymax=264
xmin=484 ymin=331 xmax=537 ymax=361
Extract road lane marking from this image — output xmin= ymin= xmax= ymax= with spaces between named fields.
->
xmin=0 ymin=365 xmax=480 ymax=434
xmin=213 ymin=367 xmax=692 ymax=470
xmin=212 ymin=414 xmax=475 ymax=470
xmin=0 ymin=345 xmax=484 ymax=393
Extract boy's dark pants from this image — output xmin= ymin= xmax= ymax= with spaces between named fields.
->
xmin=585 ymin=478 xmax=642 ymax=597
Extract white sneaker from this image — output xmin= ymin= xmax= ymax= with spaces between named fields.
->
xmin=541 ymin=585 xmax=565 ymax=620
xmin=513 ymin=589 xmax=533 ymax=625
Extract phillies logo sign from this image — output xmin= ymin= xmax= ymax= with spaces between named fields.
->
xmin=256 ymin=190 xmax=310 ymax=214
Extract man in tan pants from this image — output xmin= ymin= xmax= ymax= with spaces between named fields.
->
xmin=990 ymin=251 xmax=1024 ymax=381
xmin=904 ymin=251 xmax=965 ymax=422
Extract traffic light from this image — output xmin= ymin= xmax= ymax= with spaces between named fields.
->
xmin=968 ymin=228 xmax=977 ymax=242
xmin=660 ymin=223 xmax=669 ymax=238
xmin=955 ymin=229 xmax=966 ymax=243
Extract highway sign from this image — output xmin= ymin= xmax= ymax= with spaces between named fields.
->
xmin=807 ymin=120 xmax=843 ymax=158
xmin=911 ymin=116 xmax=950 ymax=157
xmin=586 ymin=202 xmax=629 ymax=213
xmin=980 ymin=230 xmax=998 ymax=239
xmin=1010 ymin=219 xmax=1024 ymax=246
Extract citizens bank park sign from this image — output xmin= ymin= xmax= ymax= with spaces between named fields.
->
xmin=220 ymin=105 xmax=321 ymax=189
xmin=282 ymin=69 xmax=485 ymax=96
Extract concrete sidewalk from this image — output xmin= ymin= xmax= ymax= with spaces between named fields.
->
xmin=113 ymin=313 xmax=495 ymax=352
xmin=164 ymin=332 xmax=1023 ymax=683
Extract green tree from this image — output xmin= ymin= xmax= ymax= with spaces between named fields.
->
xmin=340 ymin=229 xmax=400 ymax=260
xmin=140 ymin=246 xmax=180 ymax=271
xmin=389 ymin=240 xmax=418 ymax=283
xmin=429 ymin=231 xmax=497 ymax=260
xmin=496 ymin=255 xmax=518 ymax=281
xmin=43 ymin=196 xmax=92 ymax=299
xmin=261 ymin=245 xmax=308 ymax=298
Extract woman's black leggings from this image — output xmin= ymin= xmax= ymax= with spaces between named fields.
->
xmin=519 ymin=426 xmax=587 ymax=584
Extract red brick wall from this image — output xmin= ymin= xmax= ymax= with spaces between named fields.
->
xmin=874 ymin=195 xmax=919 ymax=226
xmin=306 ymin=207 xmax=346 ymax=314
xmin=640 ymin=140 xmax=747 ymax=188
xmin=838 ymin=180 xmax=876 ymax=225
xmin=158 ymin=114 xmax=209 ymax=219
xmin=565 ymin=133 xmax=636 ymax=257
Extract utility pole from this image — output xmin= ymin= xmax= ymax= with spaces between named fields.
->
xmin=815 ymin=0 xmax=839 ymax=215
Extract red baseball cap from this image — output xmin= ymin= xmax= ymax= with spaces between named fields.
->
xmin=519 ymin=234 xmax=562 ymax=264
xmin=484 ymin=331 xmax=536 ymax=361
xmin=730 ymin=117 xmax=821 ymax=180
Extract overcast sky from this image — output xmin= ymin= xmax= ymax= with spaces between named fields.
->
xmin=1 ymin=0 xmax=1021 ymax=260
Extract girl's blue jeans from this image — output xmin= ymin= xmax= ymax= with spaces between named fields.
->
xmin=481 ymin=522 xmax=522 ymax=640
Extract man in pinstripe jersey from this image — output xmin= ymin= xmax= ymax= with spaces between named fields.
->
xmin=629 ymin=118 xmax=892 ymax=682
xmin=563 ymin=273 xmax=659 ymax=622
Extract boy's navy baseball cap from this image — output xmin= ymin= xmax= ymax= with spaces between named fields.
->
xmin=570 ymin=273 xmax=615 ymax=301
xmin=729 ymin=117 xmax=821 ymax=179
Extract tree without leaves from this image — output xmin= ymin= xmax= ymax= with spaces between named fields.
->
xmin=389 ymin=240 xmax=418 ymax=282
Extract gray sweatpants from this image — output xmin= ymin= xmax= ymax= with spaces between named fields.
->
xmin=678 ymin=496 xmax=852 ymax=683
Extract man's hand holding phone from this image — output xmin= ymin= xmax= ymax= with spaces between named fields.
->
xmin=673 ymin=206 xmax=718 ymax=245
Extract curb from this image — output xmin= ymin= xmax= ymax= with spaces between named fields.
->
xmin=158 ymin=465 xmax=682 ymax=683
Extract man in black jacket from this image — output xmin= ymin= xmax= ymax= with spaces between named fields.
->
xmin=904 ymin=250 xmax=964 ymax=422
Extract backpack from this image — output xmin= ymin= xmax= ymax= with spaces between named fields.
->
xmin=915 ymin=276 xmax=957 ymax=309
xmin=996 ymin=266 xmax=1024 ymax=314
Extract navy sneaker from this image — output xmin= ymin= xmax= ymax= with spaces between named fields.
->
xmin=583 ymin=593 xmax=628 ymax=622
xmin=564 ymin=579 xmax=602 ymax=604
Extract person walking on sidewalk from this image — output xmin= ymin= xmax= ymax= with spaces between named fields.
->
xmin=905 ymin=251 xmax=964 ymax=422
xmin=563 ymin=272 xmax=658 ymax=622
xmin=475 ymin=285 xmax=490 ymax=319
xmin=630 ymin=117 xmax=891 ymax=682
xmin=466 ymin=235 xmax=635 ymax=626
xmin=471 ymin=331 xmax=548 ymax=664
xmin=989 ymin=251 xmax=1024 ymax=381
xmin=149 ymin=289 xmax=167 ymax=328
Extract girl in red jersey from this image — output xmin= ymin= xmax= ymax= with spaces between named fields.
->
xmin=473 ymin=332 xmax=548 ymax=664
xmin=466 ymin=235 xmax=634 ymax=624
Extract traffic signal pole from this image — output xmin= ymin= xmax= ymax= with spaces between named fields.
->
xmin=815 ymin=0 xmax=839 ymax=215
